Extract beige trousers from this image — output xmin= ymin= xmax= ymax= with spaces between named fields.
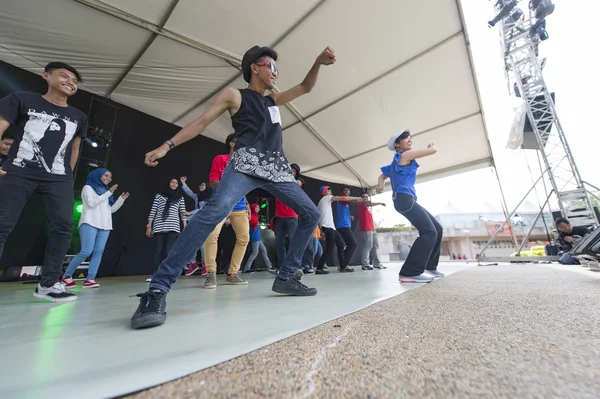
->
xmin=204 ymin=210 xmax=249 ymax=275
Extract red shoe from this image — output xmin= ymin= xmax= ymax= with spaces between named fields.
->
xmin=200 ymin=263 xmax=208 ymax=276
xmin=61 ymin=277 xmax=76 ymax=288
xmin=83 ymin=280 xmax=100 ymax=288
xmin=185 ymin=263 xmax=200 ymax=276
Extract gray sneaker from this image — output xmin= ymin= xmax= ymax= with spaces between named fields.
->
xmin=225 ymin=273 xmax=248 ymax=285
xmin=425 ymin=269 xmax=445 ymax=278
xmin=399 ymin=274 xmax=433 ymax=283
xmin=204 ymin=272 xmax=217 ymax=289
xmin=373 ymin=264 xmax=387 ymax=269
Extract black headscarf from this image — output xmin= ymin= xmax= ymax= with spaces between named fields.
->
xmin=161 ymin=177 xmax=183 ymax=220
xmin=197 ymin=184 xmax=212 ymax=202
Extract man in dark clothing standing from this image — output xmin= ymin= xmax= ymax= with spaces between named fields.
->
xmin=0 ymin=62 xmax=88 ymax=303
xmin=131 ymin=45 xmax=337 ymax=329
xmin=555 ymin=217 xmax=591 ymax=265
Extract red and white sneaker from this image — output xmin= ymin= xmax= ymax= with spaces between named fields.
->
xmin=185 ymin=262 xmax=200 ymax=276
xmin=61 ymin=277 xmax=76 ymax=288
xmin=83 ymin=280 xmax=100 ymax=288
xmin=200 ymin=263 xmax=207 ymax=276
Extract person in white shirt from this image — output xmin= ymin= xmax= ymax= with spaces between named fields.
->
xmin=316 ymin=185 xmax=363 ymax=273
xmin=61 ymin=168 xmax=128 ymax=288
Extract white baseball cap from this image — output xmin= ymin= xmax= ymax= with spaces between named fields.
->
xmin=387 ymin=130 xmax=410 ymax=151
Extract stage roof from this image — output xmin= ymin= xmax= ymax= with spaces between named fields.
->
xmin=0 ymin=0 xmax=492 ymax=188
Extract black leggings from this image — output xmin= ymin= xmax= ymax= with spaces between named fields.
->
xmin=154 ymin=232 xmax=179 ymax=269
xmin=317 ymin=227 xmax=348 ymax=269
xmin=393 ymin=194 xmax=443 ymax=276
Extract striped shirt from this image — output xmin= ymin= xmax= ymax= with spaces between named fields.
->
xmin=148 ymin=194 xmax=186 ymax=234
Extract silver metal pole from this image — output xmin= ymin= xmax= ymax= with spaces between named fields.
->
xmin=478 ymin=169 xmax=547 ymax=257
xmin=516 ymin=190 xmax=554 ymax=255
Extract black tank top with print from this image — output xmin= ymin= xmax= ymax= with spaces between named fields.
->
xmin=230 ymin=88 xmax=295 ymax=183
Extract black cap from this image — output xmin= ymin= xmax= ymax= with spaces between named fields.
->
xmin=242 ymin=46 xmax=278 ymax=83
xmin=290 ymin=163 xmax=301 ymax=177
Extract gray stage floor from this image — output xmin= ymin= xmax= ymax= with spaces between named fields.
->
xmin=0 ymin=263 xmax=471 ymax=399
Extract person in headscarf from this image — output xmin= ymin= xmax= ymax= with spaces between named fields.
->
xmin=146 ymin=177 xmax=187 ymax=281
xmin=61 ymin=168 xmax=128 ymax=288
xmin=242 ymin=203 xmax=273 ymax=273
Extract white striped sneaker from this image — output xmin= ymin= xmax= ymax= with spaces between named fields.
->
xmin=398 ymin=274 xmax=433 ymax=283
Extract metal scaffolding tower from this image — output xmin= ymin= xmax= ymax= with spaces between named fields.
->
xmin=499 ymin=1 xmax=598 ymax=228
xmin=478 ymin=1 xmax=597 ymax=260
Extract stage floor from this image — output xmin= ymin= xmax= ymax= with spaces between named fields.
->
xmin=0 ymin=263 xmax=471 ymax=399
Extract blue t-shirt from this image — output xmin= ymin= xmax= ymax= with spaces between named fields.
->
xmin=250 ymin=225 xmax=261 ymax=243
xmin=335 ymin=201 xmax=352 ymax=229
xmin=380 ymin=151 xmax=419 ymax=199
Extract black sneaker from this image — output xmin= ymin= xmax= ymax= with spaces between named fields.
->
xmin=34 ymin=282 xmax=77 ymax=303
xmin=361 ymin=265 xmax=374 ymax=270
xmin=315 ymin=268 xmax=329 ymax=275
xmin=272 ymin=274 xmax=317 ymax=296
xmin=339 ymin=266 xmax=355 ymax=273
xmin=131 ymin=289 xmax=167 ymax=329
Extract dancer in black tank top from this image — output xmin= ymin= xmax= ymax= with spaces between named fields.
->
xmin=131 ymin=45 xmax=337 ymax=329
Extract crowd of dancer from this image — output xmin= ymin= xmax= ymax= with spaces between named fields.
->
xmin=0 ymin=46 xmax=445 ymax=330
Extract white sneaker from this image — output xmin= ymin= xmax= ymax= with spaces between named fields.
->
xmin=145 ymin=278 xmax=152 ymax=282
xmin=398 ymin=274 xmax=433 ymax=283
xmin=425 ymin=269 xmax=445 ymax=278
xmin=33 ymin=282 xmax=77 ymax=302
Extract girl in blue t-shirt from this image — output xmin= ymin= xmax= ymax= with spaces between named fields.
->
xmin=377 ymin=130 xmax=444 ymax=283
xmin=242 ymin=203 xmax=273 ymax=272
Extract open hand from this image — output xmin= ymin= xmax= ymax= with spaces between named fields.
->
xmin=0 ymin=168 xmax=5 ymax=177
xmin=144 ymin=143 xmax=170 ymax=167
xmin=564 ymin=236 xmax=575 ymax=243
xmin=317 ymin=46 xmax=336 ymax=66
xmin=120 ymin=192 xmax=130 ymax=200
xmin=145 ymin=225 xmax=152 ymax=238
xmin=109 ymin=184 xmax=119 ymax=193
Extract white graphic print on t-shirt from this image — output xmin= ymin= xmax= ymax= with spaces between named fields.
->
xmin=12 ymin=109 xmax=80 ymax=175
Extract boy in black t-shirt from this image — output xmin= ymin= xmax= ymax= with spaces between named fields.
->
xmin=0 ymin=62 xmax=88 ymax=302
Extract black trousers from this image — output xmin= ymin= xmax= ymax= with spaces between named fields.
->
xmin=0 ymin=174 xmax=74 ymax=287
xmin=317 ymin=227 xmax=348 ymax=269
xmin=393 ymin=194 xmax=443 ymax=276
xmin=154 ymin=232 xmax=179 ymax=269
xmin=337 ymin=227 xmax=357 ymax=266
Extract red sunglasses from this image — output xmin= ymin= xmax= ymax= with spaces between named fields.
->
xmin=254 ymin=61 xmax=278 ymax=76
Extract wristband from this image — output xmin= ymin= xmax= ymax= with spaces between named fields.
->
xmin=165 ymin=139 xmax=175 ymax=149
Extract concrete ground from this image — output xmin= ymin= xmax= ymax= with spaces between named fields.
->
xmin=126 ymin=264 xmax=600 ymax=399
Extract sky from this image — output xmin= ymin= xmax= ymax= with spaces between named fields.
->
xmin=372 ymin=0 xmax=598 ymax=227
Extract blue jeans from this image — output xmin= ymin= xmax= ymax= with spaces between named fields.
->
xmin=64 ymin=223 xmax=111 ymax=280
xmin=275 ymin=217 xmax=298 ymax=268
xmin=150 ymin=165 xmax=320 ymax=292
xmin=302 ymin=237 xmax=321 ymax=268
xmin=559 ymin=252 xmax=580 ymax=265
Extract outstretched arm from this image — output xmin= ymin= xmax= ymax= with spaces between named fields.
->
xmin=331 ymin=195 xmax=363 ymax=202
xmin=270 ymin=47 xmax=336 ymax=106
xmin=144 ymin=87 xmax=241 ymax=167
xmin=363 ymin=201 xmax=386 ymax=207
xmin=398 ymin=144 xmax=437 ymax=165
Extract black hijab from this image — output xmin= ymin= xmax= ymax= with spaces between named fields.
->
xmin=161 ymin=177 xmax=183 ymax=220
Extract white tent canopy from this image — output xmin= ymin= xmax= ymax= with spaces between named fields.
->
xmin=0 ymin=0 xmax=492 ymax=188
